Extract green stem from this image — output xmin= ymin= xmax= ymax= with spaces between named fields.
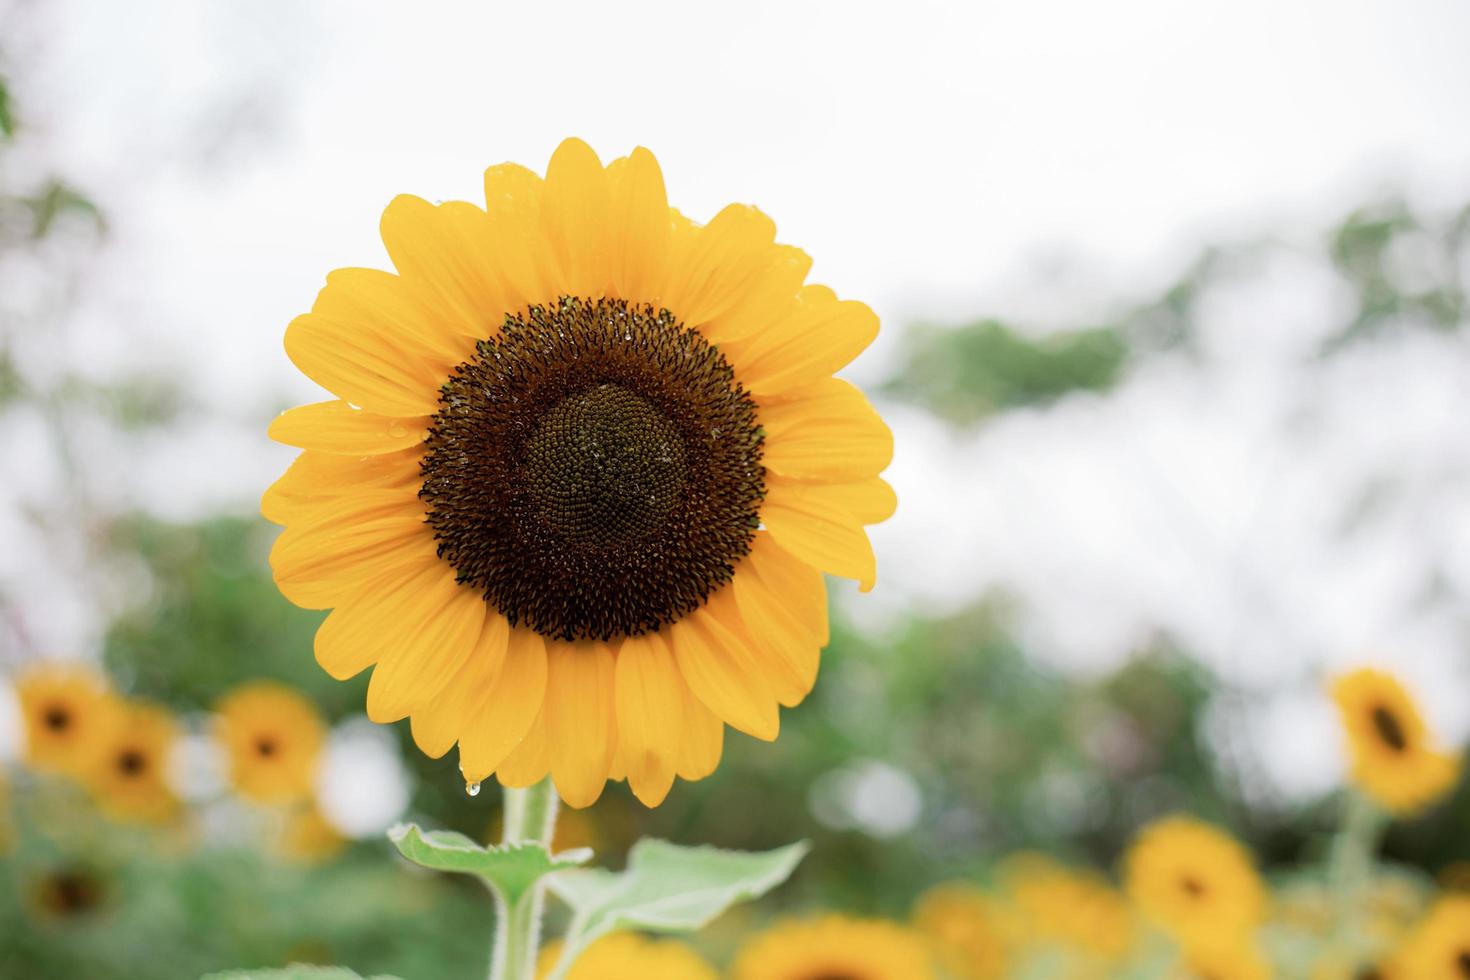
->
xmin=1327 ymin=789 xmax=1386 ymax=948
xmin=489 ymin=778 xmax=559 ymax=980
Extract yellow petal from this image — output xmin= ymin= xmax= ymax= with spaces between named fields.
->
xmin=459 ymin=628 xmax=549 ymax=782
xmin=701 ymin=246 xmax=813 ymax=347
xmin=544 ymin=639 xmax=617 ymax=809
xmin=605 ymin=147 xmax=672 ymax=303
xmin=762 ymin=481 xmax=877 ymax=590
xmin=797 ymin=477 xmax=898 ymax=525
xmin=262 ymin=449 xmax=421 ymax=526
xmin=410 ymin=613 xmax=510 ymax=758
xmin=614 ymin=632 xmax=684 ymax=807
xmin=540 ymin=138 xmax=611 ymax=299
xmin=670 ymin=607 xmax=780 ymax=741
xmin=760 ymin=379 xmax=893 ymax=481
xmin=284 ymin=313 xmax=445 ymax=418
xmin=731 ymin=559 xmax=821 ymax=708
xmin=379 ymin=195 xmax=510 ymax=339
xmin=313 ymin=267 xmax=472 ymax=363
xmin=366 ymin=570 xmax=486 ymax=723
xmin=482 ymin=162 xmax=560 ymax=311
xmin=313 ymin=558 xmax=456 ymax=681
xmin=268 ymin=400 xmax=428 ymax=456
xmin=675 ymin=687 xmax=724 ymax=781
xmin=729 ymin=292 xmax=879 ymax=397
xmin=269 ymin=491 xmax=433 ymax=609
xmin=495 ymin=707 xmax=550 ymax=789
xmin=661 ymin=204 xmax=777 ymax=328
xmin=745 ymin=531 xmax=830 ymax=647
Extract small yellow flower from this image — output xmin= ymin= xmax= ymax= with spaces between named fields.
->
xmin=536 ymin=933 xmax=717 ymax=980
xmin=16 ymin=663 xmax=115 ymax=777
xmin=1330 ymin=668 xmax=1460 ymax=816
xmin=1124 ymin=816 xmax=1266 ymax=946
xmin=1001 ymin=853 xmax=1136 ymax=961
xmin=1391 ymin=893 xmax=1470 ymax=980
xmin=215 ymin=681 xmax=326 ymax=804
xmin=83 ymin=700 xmax=180 ymax=825
xmin=1179 ymin=935 xmax=1273 ymax=980
xmin=280 ymin=804 xmax=348 ymax=863
xmin=913 ymin=882 xmax=1009 ymax=979
xmin=264 ymin=138 xmax=894 ymax=809
xmin=731 ymin=914 xmax=936 ymax=980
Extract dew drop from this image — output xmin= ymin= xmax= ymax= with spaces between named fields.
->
xmin=388 ymin=422 xmax=407 ymax=438
xmin=465 ymin=780 xmax=482 ymax=797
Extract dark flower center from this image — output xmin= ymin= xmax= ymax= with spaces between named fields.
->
xmin=254 ymin=736 xmax=279 ymax=758
xmin=116 ymin=748 xmax=147 ymax=777
xmin=38 ymin=869 xmax=102 ymax=916
xmin=1458 ymin=949 xmax=1470 ymax=978
xmin=1180 ymin=874 xmax=1207 ymax=898
xmin=421 ymin=297 xmax=765 ymax=641
xmin=1370 ymin=704 xmax=1408 ymax=752
xmin=43 ymin=704 xmax=71 ymax=732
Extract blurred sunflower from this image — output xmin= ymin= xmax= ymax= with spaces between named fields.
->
xmin=16 ymin=663 xmax=115 ymax=776
xmin=730 ymin=915 xmax=935 ymax=980
xmin=536 ymin=933 xmax=717 ymax=980
xmin=1179 ymin=936 xmax=1273 ymax=980
xmin=913 ymin=883 xmax=1009 ymax=979
xmin=1330 ymin=668 xmax=1460 ymax=816
xmin=1001 ymin=853 xmax=1135 ymax=961
xmin=1124 ymin=816 xmax=1266 ymax=946
xmin=83 ymin=701 xmax=179 ymax=825
xmin=280 ymin=804 xmax=348 ymax=863
xmin=264 ymin=138 xmax=893 ymax=808
xmin=1391 ymin=893 xmax=1470 ymax=980
xmin=28 ymin=866 xmax=106 ymax=920
xmin=215 ymin=681 xmax=326 ymax=804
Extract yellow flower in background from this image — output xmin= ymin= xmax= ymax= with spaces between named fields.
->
xmin=27 ymin=866 xmax=107 ymax=921
xmin=1001 ymin=853 xmax=1136 ymax=961
xmin=16 ymin=663 xmax=115 ymax=776
xmin=535 ymin=933 xmax=717 ymax=980
xmin=1124 ymin=816 xmax=1266 ymax=946
xmin=1330 ymin=668 xmax=1460 ymax=816
xmin=913 ymin=882 xmax=1009 ymax=979
xmin=264 ymin=138 xmax=893 ymax=808
xmin=1179 ymin=935 xmax=1273 ymax=980
xmin=215 ymin=681 xmax=326 ymax=804
xmin=83 ymin=700 xmax=180 ymax=825
xmin=1392 ymin=893 xmax=1470 ymax=980
xmin=731 ymin=914 xmax=936 ymax=980
xmin=280 ymin=804 xmax=348 ymax=864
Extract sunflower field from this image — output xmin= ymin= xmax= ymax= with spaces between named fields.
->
xmin=5 ymin=4 xmax=1470 ymax=980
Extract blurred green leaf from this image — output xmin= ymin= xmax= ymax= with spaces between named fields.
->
xmin=884 ymin=320 xmax=1128 ymax=425
xmin=546 ymin=838 xmax=807 ymax=977
xmin=202 ymin=967 xmax=395 ymax=980
xmin=388 ymin=823 xmax=590 ymax=905
xmin=0 ymin=76 xmax=12 ymax=138
xmin=26 ymin=179 xmax=105 ymax=238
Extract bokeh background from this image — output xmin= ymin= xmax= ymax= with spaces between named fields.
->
xmin=3 ymin=0 xmax=1470 ymax=977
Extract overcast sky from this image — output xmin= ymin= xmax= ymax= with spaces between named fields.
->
xmin=8 ymin=0 xmax=1470 ymax=802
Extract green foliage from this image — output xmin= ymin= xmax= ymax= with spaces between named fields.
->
xmin=884 ymin=320 xmax=1128 ymax=424
xmin=204 ymin=967 xmax=395 ymax=980
xmin=545 ymin=839 xmax=807 ymax=978
xmin=388 ymin=823 xmax=590 ymax=904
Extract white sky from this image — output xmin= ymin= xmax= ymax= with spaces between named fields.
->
xmin=7 ymin=0 xmax=1470 ymax=803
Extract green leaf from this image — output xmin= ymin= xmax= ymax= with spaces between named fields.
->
xmin=546 ymin=838 xmax=808 ymax=977
xmin=0 ymin=77 xmax=12 ymax=138
xmin=200 ymin=967 xmax=397 ymax=980
xmin=387 ymin=822 xmax=590 ymax=904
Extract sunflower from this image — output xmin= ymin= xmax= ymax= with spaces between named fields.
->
xmin=913 ymin=883 xmax=1009 ymax=979
xmin=215 ymin=681 xmax=326 ymax=804
xmin=731 ymin=915 xmax=935 ymax=980
xmin=280 ymin=804 xmax=349 ymax=863
xmin=1391 ymin=893 xmax=1470 ymax=980
xmin=28 ymin=866 xmax=107 ymax=920
xmin=82 ymin=700 xmax=180 ymax=824
xmin=536 ymin=933 xmax=718 ymax=980
xmin=264 ymin=138 xmax=893 ymax=808
xmin=1123 ymin=816 xmax=1266 ymax=946
xmin=1178 ymin=936 xmax=1273 ymax=980
xmin=1330 ymin=668 xmax=1460 ymax=816
xmin=1001 ymin=853 xmax=1136 ymax=961
xmin=16 ymin=663 xmax=115 ymax=777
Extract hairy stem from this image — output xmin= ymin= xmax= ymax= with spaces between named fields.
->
xmin=490 ymin=778 xmax=559 ymax=980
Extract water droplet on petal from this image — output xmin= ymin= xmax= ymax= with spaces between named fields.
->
xmin=465 ymin=780 xmax=482 ymax=797
xmin=388 ymin=422 xmax=407 ymax=438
